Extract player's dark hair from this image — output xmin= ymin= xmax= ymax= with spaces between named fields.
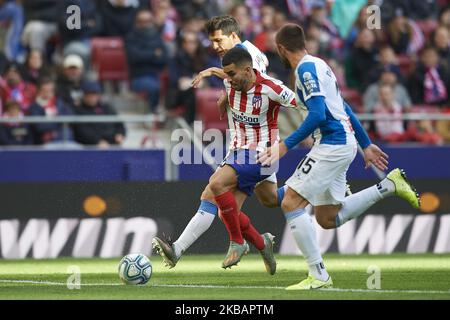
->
xmin=205 ymin=15 xmax=241 ymax=37
xmin=276 ymin=23 xmax=306 ymax=52
xmin=222 ymin=47 xmax=253 ymax=68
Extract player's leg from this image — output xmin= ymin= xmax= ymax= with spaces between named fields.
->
xmin=281 ymin=148 xmax=358 ymax=290
xmin=210 ymin=164 xmax=251 ymax=268
xmin=254 ymin=174 xmax=287 ymax=208
xmin=281 ymin=187 xmax=332 ymax=289
xmin=234 ymin=188 xmax=277 ymax=274
xmin=315 ymin=168 xmax=420 ymax=229
xmin=210 ymin=164 xmax=243 ymax=243
xmin=152 ymin=184 xmax=218 ymax=268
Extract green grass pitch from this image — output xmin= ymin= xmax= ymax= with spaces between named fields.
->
xmin=0 ymin=253 xmax=449 ymax=300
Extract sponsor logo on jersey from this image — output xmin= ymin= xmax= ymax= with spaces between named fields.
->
xmin=280 ymin=89 xmax=294 ymax=104
xmin=231 ymin=109 xmax=260 ymax=126
xmin=302 ymin=71 xmax=318 ymax=95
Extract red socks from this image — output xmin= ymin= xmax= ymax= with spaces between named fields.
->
xmin=215 ymin=191 xmax=266 ymax=250
xmin=215 ymin=191 xmax=244 ymax=244
xmin=239 ymin=212 xmax=265 ymax=251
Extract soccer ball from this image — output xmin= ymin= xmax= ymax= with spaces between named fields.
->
xmin=118 ymin=253 xmax=152 ymax=285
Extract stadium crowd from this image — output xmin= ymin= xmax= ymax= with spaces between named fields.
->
xmin=0 ymin=0 xmax=449 ymax=147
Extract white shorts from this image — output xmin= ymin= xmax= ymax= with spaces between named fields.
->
xmin=285 ymin=142 xmax=357 ymax=206
xmin=257 ymin=172 xmax=277 ymax=185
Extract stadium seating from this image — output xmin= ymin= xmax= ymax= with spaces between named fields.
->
xmin=91 ymin=37 xmax=129 ymax=82
xmin=195 ymin=88 xmax=228 ymax=131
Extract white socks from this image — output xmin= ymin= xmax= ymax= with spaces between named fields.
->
xmin=335 ymin=178 xmax=395 ymax=227
xmin=173 ymin=201 xmax=217 ymax=258
xmin=285 ymin=207 xmax=329 ymax=281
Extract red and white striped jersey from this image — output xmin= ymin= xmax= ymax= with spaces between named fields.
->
xmin=225 ymin=70 xmax=296 ymax=150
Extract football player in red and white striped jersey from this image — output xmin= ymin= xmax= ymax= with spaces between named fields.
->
xmin=209 ymin=47 xmax=296 ymax=268
xmin=152 ymin=16 xmax=296 ymax=273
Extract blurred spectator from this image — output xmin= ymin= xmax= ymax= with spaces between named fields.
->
xmin=264 ymin=30 xmax=290 ymax=85
xmin=345 ymin=28 xmax=378 ymax=92
xmin=409 ymin=46 xmax=450 ymax=106
xmin=373 ymin=84 xmax=408 ymax=143
xmin=305 ymin=23 xmax=332 ymax=58
xmin=151 ymin=0 xmax=178 ymax=56
xmin=431 ymin=26 xmax=450 ymax=67
xmin=268 ymin=0 xmax=307 ymax=22
xmin=364 ymin=70 xmax=412 ymax=113
xmin=304 ymin=0 xmax=342 ymax=59
xmin=172 ymin=0 xmax=219 ymax=22
xmin=305 ymin=36 xmax=320 ymax=56
xmin=28 ymin=78 xmax=74 ymax=144
xmin=0 ymin=62 xmax=36 ymax=113
xmin=380 ymin=0 xmax=438 ymax=24
xmin=253 ymin=4 xmax=276 ymax=52
xmin=99 ymin=0 xmax=146 ymax=37
xmin=166 ymin=31 xmax=206 ymax=123
xmin=385 ymin=8 xmax=424 ymax=55
xmin=177 ymin=15 xmax=209 ymax=48
xmin=125 ymin=10 xmax=168 ymax=113
xmin=438 ymin=5 xmax=450 ymax=29
xmin=0 ymin=100 xmax=33 ymax=145
xmin=229 ymin=4 xmax=255 ymax=42
xmin=20 ymin=49 xmax=49 ymax=85
xmin=73 ymin=81 xmax=125 ymax=147
xmin=56 ymin=54 xmax=85 ymax=111
xmin=21 ymin=0 xmax=59 ymax=55
xmin=0 ymin=0 xmax=24 ymax=61
xmin=368 ymin=45 xmax=403 ymax=85
xmin=345 ymin=5 xmax=371 ymax=51
xmin=58 ymin=0 xmax=103 ymax=70
xmin=272 ymin=8 xmax=288 ymax=31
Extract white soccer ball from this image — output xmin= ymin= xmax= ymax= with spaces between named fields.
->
xmin=118 ymin=253 xmax=152 ymax=285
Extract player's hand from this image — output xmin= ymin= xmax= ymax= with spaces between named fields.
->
xmin=192 ymin=69 xmax=211 ymax=88
xmin=217 ymin=91 xmax=228 ymax=120
xmin=363 ymin=144 xmax=389 ymax=171
xmin=257 ymin=142 xmax=288 ymax=166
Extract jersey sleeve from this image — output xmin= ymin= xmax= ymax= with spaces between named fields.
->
xmin=241 ymin=41 xmax=269 ymax=73
xmin=297 ymin=62 xmax=325 ymax=101
xmin=266 ymin=81 xmax=297 ymax=108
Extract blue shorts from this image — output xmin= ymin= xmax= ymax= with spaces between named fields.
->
xmin=221 ymin=149 xmax=276 ymax=196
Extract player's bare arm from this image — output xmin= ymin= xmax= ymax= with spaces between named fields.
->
xmin=192 ymin=67 xmax=227 ymax=88
xmin=217 ymin=90 xmax=229 ymax=120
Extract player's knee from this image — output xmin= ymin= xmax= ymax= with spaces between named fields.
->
xmin=316 ymin=215 xmax=336 ymax=229
xmin=200 ymin=186 xmax=215 ymax=202
xmin=208 ymin=177 xmax=224 ymax=195
xmin=258 ymin=194 xmax=278 ymax=208
xmin=281 ymin=199 xmax=294 ymax=213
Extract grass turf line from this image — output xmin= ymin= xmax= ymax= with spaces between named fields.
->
xmin=0 ymin=253 xmax=449 ymax=300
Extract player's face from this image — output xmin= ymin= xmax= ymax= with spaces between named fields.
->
xmin=276 ymin=44 xmax=291 ymax=69
xmin=209 ymin=30 xmax=238 ymax=58
xmin=223 ymin=63 xmax=252 ymax=92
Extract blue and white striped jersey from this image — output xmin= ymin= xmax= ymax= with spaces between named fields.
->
xmin=295 ymin=54 xmax=355 ymax=146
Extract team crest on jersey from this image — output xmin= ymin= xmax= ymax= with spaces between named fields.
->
xmin=252 ymin=95 xmax=262 ymax=109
